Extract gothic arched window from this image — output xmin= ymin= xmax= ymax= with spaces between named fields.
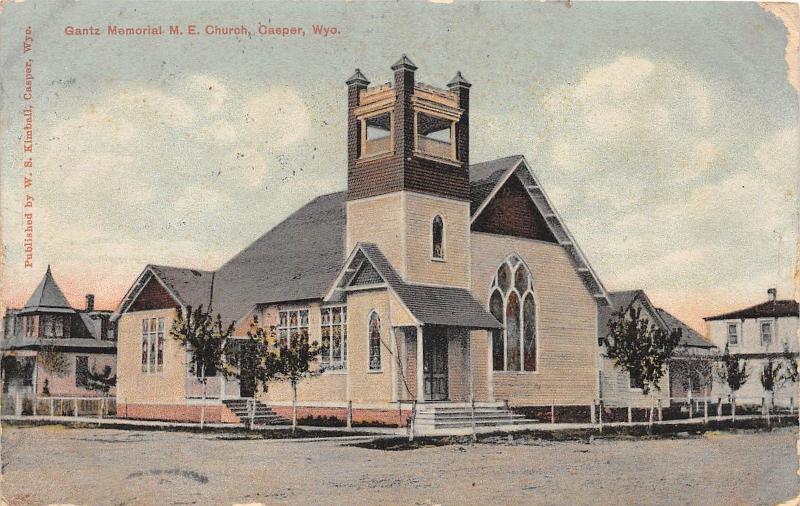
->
xmin=368 ymin=311 xmax=382 ymax=371
xmin=432 ymin=215 xmax=444 ymax=260
xmin=489 ymin=255 xmax=537 ymax=372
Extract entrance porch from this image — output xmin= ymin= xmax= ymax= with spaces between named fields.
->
xmin=392 ymin=325 xmax=492 ymax=404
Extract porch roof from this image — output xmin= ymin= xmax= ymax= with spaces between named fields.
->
xmin=0 ymin=337 xmax=116 ymax=353
xmin=327 ymin=243 xmax=502 ymax=330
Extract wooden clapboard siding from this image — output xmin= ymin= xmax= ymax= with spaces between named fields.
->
xmin=471 ymin=232 xmax=597 ymax=405
xmin=346 ymin=193 xmax=405 ymax=277
xmin=256 ymin=301 xmax=348 ymax=404
xmin=117 ymin=308 xmax=185 ymax=405
xmin=345 ymin=290 xmax=393 ymax=403
xmin=404 ymin=192 xmax=470 ymax=288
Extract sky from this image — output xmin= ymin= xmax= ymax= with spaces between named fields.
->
xmin=0 ymin=1 xmax=797 ymax=334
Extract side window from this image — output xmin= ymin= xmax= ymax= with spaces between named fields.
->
xmin=432 ymin=215 xmax=444 ymax=260
xmin=727 ymin=323 xmax=738 ymax=345
xmin=75 ymin=356 xmax=89 ymax=387
xmin=368 ymin=311 xmax=382 ymax=371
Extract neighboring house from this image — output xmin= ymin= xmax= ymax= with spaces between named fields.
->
xmin=598 ymin=290 xmax=716 ymax=407
xmin=1 ymin=266 xmax=117 ymax=398
xmin=114 ymin=56 xmax=615 ymax=425
xmin=704 ymin=288 xmax=799 ymax=405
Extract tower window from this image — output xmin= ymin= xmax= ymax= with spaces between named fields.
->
xmin=416 ymin=112 xmax=454 ymax=160
xmin=432 ymin=215 xmax=444 ymax=260
xmin=361 ymin=112 xmax=392 ymax=157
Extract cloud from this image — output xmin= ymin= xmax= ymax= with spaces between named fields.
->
xmin=761 ymin=2 xmax=800 ymax=93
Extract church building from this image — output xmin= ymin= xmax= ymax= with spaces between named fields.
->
xmin=114 ymin=57 xmax=613 ymax=426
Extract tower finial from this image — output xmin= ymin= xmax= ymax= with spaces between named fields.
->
xmin=391 ymin=54 xmax=417 ymax=71
xmin=346 ymin=68 xmax=370 ymax=86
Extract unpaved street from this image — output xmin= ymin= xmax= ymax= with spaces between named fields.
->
xmin=2 ymin=425 xmax=798 ymax=505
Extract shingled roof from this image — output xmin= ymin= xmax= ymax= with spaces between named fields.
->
xmin=148 ymin=265 xmax=215 ymax=309
xmin=656 ymin=307 xmax=714 ymax=349
xmin=703 ymin=300 xmax=799 ymax=321
xmin=211 ymin=192 xmax=347 ymax=324
xmin=326 ymin=243 xmax=501 ymax=329
xmin=468 ymin=155 xmax=523 ymax=215
xmin=19 ymin=266 xmax=75 ymax=315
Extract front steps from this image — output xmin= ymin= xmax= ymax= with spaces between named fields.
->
xmin=222 ymin=399 xmax=288 ymax=426
xmin=413 ymin=402 xmax=533 ymax=431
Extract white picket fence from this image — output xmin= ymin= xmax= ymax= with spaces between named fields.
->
xmin=1 ymin=393 xmax=116 ymax=418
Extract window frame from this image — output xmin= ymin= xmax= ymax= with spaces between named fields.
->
xmin=358 ymin=110 xmax=394 ymax=160
xmin=320 ymin=306 xmax=348 ymax=372
xmin=75 ymin=355 xmax=89 ymax=388
xmin=488 ymin=255 xmax=539 ymax=374
xmin=431 ymin=215 xmax=445 ymax=262
xmin=726 ymin=322 xmax=739 ymax=346
xmin=760 ymin=320 xmax=773 ymax=347
xmin=367 ymin=310 xmax=383 ymax=373
xmin=140 ymin=317 xmax=165 ymax=374
xmin=414 ymin=110 xmax=457 ymax=162
xmin=278 ymin=308 xmax=310 ymax=348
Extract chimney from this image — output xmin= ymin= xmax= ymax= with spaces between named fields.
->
xmin=447 ymin=71 xmax=471 ymax=167
xmin=391 ymin=54 xmax=418 ymax=161
xmin=86 ymin=293 xmax=95 ymax=312
xmin=768 ymin=288 xmax=777 ymax=302
xmin=346 ymin=68 xmax=370 ymax=172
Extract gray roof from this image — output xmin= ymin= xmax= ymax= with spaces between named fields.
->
xmin=212 ymin=192 xmax=347 ymax=324
xmin=148 ymin=264 xmax=214 ymax=310
xmin=355 ymin=243 xmax=502 ymax=329
xmin=468 ymin=155 xmax=523 ymax=214
xmin=19 ymin=266 xmax=75 ymax=315
xmin=0 ymin=337 xmax=116 ymax=352
xmin=599 ymin=290 xmax=714 ymax=350
xmin=656 ymin=308 xmax=715 ymax=349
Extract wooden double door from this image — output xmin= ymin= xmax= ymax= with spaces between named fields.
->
xmin=423 ymin=328 xmax=448 ymax=401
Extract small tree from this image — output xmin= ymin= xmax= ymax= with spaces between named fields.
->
xmin=85 ymin=365 xmax=117 ymax=395
xmin=170 ymin=305 xmax=235 ymax=429
xmin=234 ymin=318 xmax=283 ymax=429
xmin=274 ymin=330 xmax=321 ymax=432
xmin=780 ymin=345 xmax=798 ymax=386
xmin=38 ymin=345 xmax=69 ymax=377
xmin=715 ymin=345 xmax=749 ymax=403
xmin=760 ymin=358 xmax=782 ymax=409
xmin=601 ymin=305 xmax=682 ymax=396
xmin=84 ymin=365 xmax=117 ymax=417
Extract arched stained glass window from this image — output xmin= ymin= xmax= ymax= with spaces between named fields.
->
xmin=490 ymin=290 xmax=505 ymax=371
xmin=432 ymin=216 xmax=444 ymax=259
xmin=489 ymin=256 xmax=537 ymax=372
xmin=368 ymin=311 xmax=382 ymax=371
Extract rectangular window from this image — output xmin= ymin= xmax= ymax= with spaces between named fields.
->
xmin=727 ymin=323 xmax=738 ymax=345
xmin=361 ymin=112 xmax=392 ymax=158
xmin=320 ymin=306 xmax=347 ymax=371
xmin=416 ymin=112 xmax=454 ymax=160
xmin=278 ymin=309 xmax=309 ymax=348
xmin=141 ymin=317 xmax=164 ymax=374
xmin=75 ymin=356 xmax=89 ymax=388
xmin=761 ymin=322 xmax=772 ymax=346
xmin=629 ymin=373 xmax=644 ymax=390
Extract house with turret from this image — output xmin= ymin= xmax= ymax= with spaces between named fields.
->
xmin=1 ymin=266 xmax=117 ymax=404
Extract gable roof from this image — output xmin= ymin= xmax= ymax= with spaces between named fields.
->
xmin=471 ymin=155 xmax=610 ymax=306
xmin=656 ymin=308 xmax=714 ymax=349
xmin=19 ymin=266 xmax=75 ymax=315
xmin=326 ymin=243 xmax=501 ymax=329
xmin=599 ymin=290 xmax=715 ymax=350
xmin=703 ymin=300 xmax=799 ymax=321
xmin=211 ymin=191 xmax=347 ymax=324
xmin=114 ymin=264 xmax=214 ymax=318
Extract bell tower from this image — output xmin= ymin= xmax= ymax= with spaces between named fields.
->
xmin=345 ymin=56 xmax=472 ymax=289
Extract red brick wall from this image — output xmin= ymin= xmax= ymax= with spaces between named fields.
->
xmin=118 ymin=403 xmax=240 ymax=424
xmin=272 ymin=406 xmax=412 ymax=427
xmin=472 ymin=175 xmax=558 ymax=242
xmin=130 ymin=277 xmax=179 ymax=312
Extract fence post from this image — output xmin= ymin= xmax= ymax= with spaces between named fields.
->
xmin=33 ymin=396 xmax=37 ymax=416
xmin=598 ymin=400 xmax=603 ymax=433
xmin=550 ymin=402 xmax=555 ymax=424
xmin=717 ymin=398 xmax=722 ymax=420
xmin=688 ymin=391 xmax=693 ymax=419
xmin=657 ymin=399 xmax=663 ymax=421
xmin=50 ymin=398 xmax=54 ymax=416
xmin=347 ymin=400 xmax=353 ymax=429
xmin=504 ymin=399 xmax=511 ymax=422
xmin=703 ymin=396 xmax=708 ymax=424
xmin=73 ymin=398 xmax=78 ymax=417
xmin=648 ymin=401 xmax=654 ymax=428
xmin=590 ymin=400 xmax=596 ymax=425
xmin=470 ymin=398 xmax=477 ymax=442
xmin=627 ymin=404 xmax=632 ymax=424
xmin=14 ymin=392 xmax=21 ymax=416
xmin=731 ymin=396 xmax=736 ymax=422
